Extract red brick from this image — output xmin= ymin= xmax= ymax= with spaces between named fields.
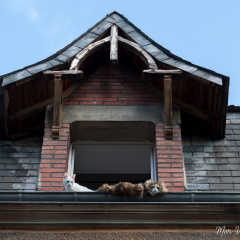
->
xmin=168 ymin=187 xmax=185 ymax=192
xmin=172 ymin=164 xmax=183 ymax=168
xmin=42 ymin=150 xmax=68 ymax=155
xmin=95 ymin=97 xmax=117 ymax=102
xmin=158 ymin=173 xmax=171 ymax=177
xmin=52 ymin=182 xmax=64 ymax=187
xmin=63 ymin=101 xmax=78 ymax=105
xmin=157 ymin=159 xmax=183 ymax=163
xmin=53 ymin=164 xmax=66 ymax=168
xmin=173 ymin=182 xmax=185 ymax=187
xmin=52 ymin=173 xmax=65 ymax=178
xmin=172 ymin=173 xmax=184 ymax=178
xmin=71 ymin=97 xmax=93 ymax=101
xmin=40 ymin=173 xmax=51 ymax=178
xmin=55 ymin=146 xmax=68 ymax=150
xmin=40 ymin=164 xmax=51 ymax=168
xmin=104 ymin=101 xmax=128 ymax=106
xmin=43 ymin=141 xmax=68 ymax=146
xmin=40 ymin=168 xmax=65 ymax=173
xmin=158 ymin=177 xmax=184 ymax=182
xmin=158 ymin=168 xmax=184 ymax=173
xmin=158 ymin=164 xmax=171 ymax=168
xmin=40 ymin=178 xmax=62 ymax=182
xmin=98 ymin=90 xmax=120 ymax=94
xmin=110 ymin=94 xmax=133 ymax=97
xmin=41 ymin=155 xmax=53 ymax=159
xmin=42 ymin=146 xmax=53 ymax=150
xmin=40 ymin=182 xmax=51 ymax=187
xmin=119 ymin=97 xmax=142 ymax=102
xmin=86 ymin=94 xmax=109 ymax=97
xmin=54 ymin=155 xmax=67 ymax=159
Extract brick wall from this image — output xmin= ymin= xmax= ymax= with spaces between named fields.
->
xmin=38 ymin=63 xmax=186 ymax=192
xmin=155 ymin=124 xmax=185 ymax=191
xmin=0 ymin=136 xmax=42 ymax=191
xmin=63 ymin=64 xmax=162 ymax=106
xmin=183 ymin=112 xmax=240 ymax=191
xmin=37 ymin=124 xmax=70 ymax=191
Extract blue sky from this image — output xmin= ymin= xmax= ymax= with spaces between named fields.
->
xmin=0 ymin=0 xmax=239 ymax=106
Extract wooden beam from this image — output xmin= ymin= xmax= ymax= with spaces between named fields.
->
xmin=52 ymin=74 xmax=62 ymax=139
xmin=143 ymin=69 xmax=182 ymax=75
xmin=118 ymin=36 xmax=158 ymax=69
xmin=110 ymin=25 xmax=118 ymax=64
xmin=3 ymin=87 xmax=9 ymax=136
xmin=8 ymin=80 xmax=82 ymax=121
xmin=164 ymin=75 xmax=173 ymax=140
xmin=44 ymin=70 xmax=83 ymax=79
xmin=70 ymin=36 xmax=110 ymax=70
xmin=147 ymin=81 xmax=215 ymax=122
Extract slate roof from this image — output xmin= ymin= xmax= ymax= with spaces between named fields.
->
xmin=1 ymin=11 xmax=227 ymax=86
xmin=183 ymin=112 xmax=240 ymax=192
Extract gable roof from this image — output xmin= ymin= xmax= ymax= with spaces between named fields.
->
xmin=1 ymin=11 xmax=227 ymax=86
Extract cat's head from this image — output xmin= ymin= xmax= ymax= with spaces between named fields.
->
xmin=63 ymin=172 xmax=76 ymax=188
xmin=144 ymin=179 xmax=168 ymax=196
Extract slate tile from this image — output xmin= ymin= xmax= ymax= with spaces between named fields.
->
xmin=221 ymin=177 xmax=240 ymax=184
xmin=74 ymin=33 xmax=98 ymax=49
xmin=0 ymin=170 xmax=16 ymax=177
xmin=232 ymin=171 xmax=240 ymax=176
xmin=192 ymin=69 xmax=222 ymax=85
xmin=105 ymin=13 xmax=124 ymax=24
xmin=230 ymin=119 xmax=240 ymax=124
xmin=225 ymin=135 xmax=240 ymax=141
xmin=16 ymin=170 xmax=28 ymax=177
xmin=26 ymin=177 xmax=38 ymax=183
xmin=12 ymin=183 xmax=36 ymax=190
xmin=196 ymin=177 xmax=220 ymax=184
xmin=183 ymin=146 xmax=193 ymax=152
xmin=186 ymin=171 xmax=207 ymax=177
xmin=2 ymin=70 xmax=32 ymax=86
xmin=194 ymin=164 xmax=218 ymax=171
xmin=187 ymin=183 xmax=209 ymax=190
xmin=193 ymin=152 xmax=215 ymax=158
xmin=0 ymin=183 xmax=12 ymax=190
xmin=228 ymin=158 xmax=240 ymax=164
xmin=214 ymin=146 xmax=226 ymax=152
xmin=185 ymin=164 xmax=195 ymax=171
xmin=1 ymin=177 xmax=25 ymax=183
xmin=186 ymin=177 xmax=196 ymax=183
xmin=27 ymin=62 xmax=53 ymax=75
xmin=216 ymin=152 xmax=238 ymax=158
xmin=91 ymin=21 xmax=112 ymax=35
xmin=218 ymin=164 xmax=240 ymax=171
xmin=213 ymin=139 xmax=236 ymax=146
xmin=116 ymin=21 xmax=135 ymax=33
xmin=143 ymin=45 xmax=169 ymax=61
xmin=234 ymin=184 xmax=240 ymax=189
xmin=127 ymin=31 xmax=151 ymax=46
xmin=204 ymin=146 xmax=214 ymax=152
xmin=207 ymin=171 xmax=231 ymax=176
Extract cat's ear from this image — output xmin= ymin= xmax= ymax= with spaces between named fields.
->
xmin=63 ymin=172 xmax=68 ymax=179
xmin=72 ymin=174 xmax=76 ymax=180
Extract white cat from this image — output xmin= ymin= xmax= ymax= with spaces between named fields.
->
xmin=63 ymin=172 xmax=94 ymax=192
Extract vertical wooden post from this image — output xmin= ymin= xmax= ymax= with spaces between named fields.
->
xmin=110 ymin=25 xmax=118 ymax=64
xmin=164 ymin=75 xmax=173 ymax=140
xmin=52 ymin=74 xmax=62 ymax=139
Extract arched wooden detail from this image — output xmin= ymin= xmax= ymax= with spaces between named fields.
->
xmin=70 ymin=33 xmax=158 ymax=70
xmin=118 ymin=36 xmax=157 ymax=69
xmin=70 ymin=36 xmax=111 ymax=70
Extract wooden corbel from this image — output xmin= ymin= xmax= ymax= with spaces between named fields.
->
xmin=143 ymin=69 xmax=183 ymax=140
xmin=43 ymin=70 xmax=83 ymax=139
xmin=110 ymin=25 xmax=118 ymax=64
xmin=164 ymin=75 xmax=173 ymax=140
xmin=52 ymin=74 xmax=62 ymax=139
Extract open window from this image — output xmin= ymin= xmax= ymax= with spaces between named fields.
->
xmin=68 ymin=121 xmax=156 ymax=190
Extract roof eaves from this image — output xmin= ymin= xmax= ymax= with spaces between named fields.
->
xmin=1 ymin=11 xmax=229 ymax=87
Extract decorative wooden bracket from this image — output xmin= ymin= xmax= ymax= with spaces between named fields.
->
xmin=52 ymin=74 xmax=62 ymax=139
xmin=110 ymin=25 xmax=118 ymax=64
xmin=44 ymin=70 xmax=83 ymax=139
xmin=164 ymin=75 xmax=173 ymax=140
xmin=143 ymin=69 xmax=183 ymax=140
